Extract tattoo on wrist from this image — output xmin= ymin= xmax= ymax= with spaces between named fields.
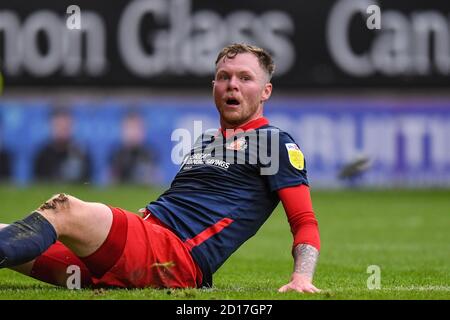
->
xmin=293 ymin=244 xmax=319 ymax=279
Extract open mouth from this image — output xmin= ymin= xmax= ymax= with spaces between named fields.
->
xmin=226 ymin=98 xmax=240 ymax=106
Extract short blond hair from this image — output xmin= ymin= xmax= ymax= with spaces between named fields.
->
xmin=215 ymin=43 xmax=275 ymax=80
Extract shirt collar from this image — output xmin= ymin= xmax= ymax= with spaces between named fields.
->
xmin=219 ymin=117 xmax=270 ymax=139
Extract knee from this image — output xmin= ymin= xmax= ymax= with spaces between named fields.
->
xmin=37 ymin=193 xmax=87 ymax=219
xmin=36 ymin=193 xmax=85 ymax=236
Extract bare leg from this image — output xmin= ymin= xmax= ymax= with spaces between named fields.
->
xmin=36 ymin=194 xmax=113 ymax=258
xmin=0 ymin=201 xmax=103 ymax=288
xmin=1 ymin=194 xmax=112 ymax=273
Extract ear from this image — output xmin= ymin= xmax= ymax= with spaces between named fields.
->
xmin=261 ymin=82 xmax=273 ymax=102
xmin=212 ymin=80 xmax=215 ymax=87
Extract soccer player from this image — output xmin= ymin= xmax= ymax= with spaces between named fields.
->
xmin=0 ymin=44 xmax=321 ymax=293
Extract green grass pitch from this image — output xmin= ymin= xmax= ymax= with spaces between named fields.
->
xmin=0 ymin=185 xmax=449 ymax=300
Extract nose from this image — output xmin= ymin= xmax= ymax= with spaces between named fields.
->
xmin=227 ymin=75 xmax=239 ymax=91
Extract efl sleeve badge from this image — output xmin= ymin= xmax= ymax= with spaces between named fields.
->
xmin=285 ymin=143 xmax=305 ymax=170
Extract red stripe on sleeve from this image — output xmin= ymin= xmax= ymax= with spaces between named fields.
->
xmin=277 ymin=184 xmax=321 ymax=252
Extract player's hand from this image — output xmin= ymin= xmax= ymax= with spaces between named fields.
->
xmin=278 ymin=272 xmax=321 ymax=293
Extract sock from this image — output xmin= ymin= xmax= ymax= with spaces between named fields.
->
xmin=0 ymin=212 xmax=57 ymax=268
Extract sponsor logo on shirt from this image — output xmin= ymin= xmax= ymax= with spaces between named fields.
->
xmin=285 ymin=143 xmax=304 ymax=170
xmin=181 ymin=153 xmax=230 ymax=170
xmin=226 ymin=137 xmax=248 ymax=151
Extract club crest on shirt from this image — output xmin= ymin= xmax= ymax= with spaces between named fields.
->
xmin=226 ymin=137 xmax=248 ymax=151
xmin=285 ymin=143 xmax=304 ymax=170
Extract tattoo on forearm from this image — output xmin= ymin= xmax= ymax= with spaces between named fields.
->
xmin=293 ymin=244 xmax=319 ymax=279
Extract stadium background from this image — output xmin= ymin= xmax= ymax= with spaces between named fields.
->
xmin=0 ymin=0 xmax=449 ymax=300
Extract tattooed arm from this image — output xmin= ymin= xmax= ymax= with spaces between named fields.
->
xmin=293 ymin=243 xmax=319 ymax=278
xmin=277 ymin=185 xmax=321 ymax=293
xmin=278 ymin=243 xmax=321 ymax=293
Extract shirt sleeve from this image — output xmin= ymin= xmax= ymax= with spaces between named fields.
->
xmin=278 ymin=184 xmax=320 ymax=252
xmin=264 ymin=130 xmax=309 ymax=192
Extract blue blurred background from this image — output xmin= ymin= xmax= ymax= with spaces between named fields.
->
xmin=1 ymin=97 xmax=449 ymax=188
xmin=1 ymin=0 xmax=449 ymax=189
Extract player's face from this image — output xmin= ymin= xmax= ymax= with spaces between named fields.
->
xmin=213 ymin=53 xmax=272 ymax=129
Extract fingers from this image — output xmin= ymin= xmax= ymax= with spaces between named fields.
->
xmin=304 ymin=284 xmax=321 ymax=293
xmin=278 ymin=283 xmax=321 ymax=293
xmin=278 ymin=285 xmax=289 ymax=293
xmin=308 ymin=285 xmax=321 ymax=293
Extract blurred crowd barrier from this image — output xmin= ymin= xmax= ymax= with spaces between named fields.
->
xmin=0 ymin=96 xmax=449 ymax=188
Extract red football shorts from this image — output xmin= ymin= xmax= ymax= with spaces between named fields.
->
xmin=30 ymin=207 xmax=203 ymax=289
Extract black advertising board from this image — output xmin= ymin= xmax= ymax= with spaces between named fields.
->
xmin=0 ymin=0 xmax=449 ymax=88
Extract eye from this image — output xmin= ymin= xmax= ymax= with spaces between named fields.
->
xmin=217 ymin=73 xmax=229 ymax=80
xmin=240 ymin=75 xmax=251 ymax=81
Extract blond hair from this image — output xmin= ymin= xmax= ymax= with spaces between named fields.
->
xmin=215 ymin=43 xmax=275 ymax=80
